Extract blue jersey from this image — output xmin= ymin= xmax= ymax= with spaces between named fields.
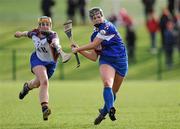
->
xmin=90 ymin=20 xmax=126 ymax=58
xmin=91 ymin=20 xmax=128 ymax=77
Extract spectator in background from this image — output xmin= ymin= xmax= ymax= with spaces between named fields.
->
xmin=119 ymin=8 xmax=137 ymax=63
xmin=67 ymin=0 xmax=77 ymax=24
xmin=168 ymin=0 xmax=180 ymax=16
xmin=108 ymin=13 xmax=117 ymax=26
xmin=174 ymin=0 xmax=180 ymax=13
xmin=67 ymin=0 xmax=87 ymax=25
xmin=168 ymin=0 xmax=175 ymax=16
xmin=141 ymin=0 xmax=156 ymax=20
xmin=146 ymin=10 xmax=159 ymax=54
xmin=78 ymin=0 xmax=87 ymax=24
xmin=164 ymin=20 xmax=176 ymax=69
xmin=174 ymin=13 xmax=180 ymax=56
xmin=159 ymin=8 xmax=172 ymax=50
xmin=41 ymin=0 xmax=55 ymax=18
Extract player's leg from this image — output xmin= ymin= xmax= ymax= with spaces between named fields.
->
xmin=28 ymin=78 xmax=40 ymax=89
xmin=110 ymin=73 xmax=125 ymax=119
xmin=112 ymin=72 xmax=124 ymax=99
xmin=97 ymin=73 xmax=124 ymax=121
xmin=94 ymin=64 xmax=116 ymax=125
xmin=19 ymin=78 xmax=40 ymax=100
xmin=100 ymin=64 xmax=117 ymax=121
xmin=33 ymin=65 xmax=51 ymax=121
xmin=100 ymin=64 xmax=115 ymax=111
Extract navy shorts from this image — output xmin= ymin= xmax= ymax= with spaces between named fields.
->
xmin=30 ymin=52 xmax=57 ymax=79
xmin=99 ymin=55 xmax=128 ymax=77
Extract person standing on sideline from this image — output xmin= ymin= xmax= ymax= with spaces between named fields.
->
xmin=168 ymin=0 xmax=175 ymax=16
xmin=119 ymin=8 xmax=137 ymax=63
xmin=77 ymin=0 xmax=87 ymax=24
xmin=14 ymin=16 xmax=71 ymax=121
xmin=164 ymin=20 xmax=176 ymax=69
xmin=67 ymin=0 xmax=77 ymax=24
xmin=41 ymin=0 xmax=55 ymax=18
xmin=174 ymin=13 xmax=180 ymax=55
xmin=141 ymin=0 xmax=156 ymax=20
xmin=146 ymin=10 xmax=159 ymax=54
xmin=159 ymin=8 xmax=172 ymax=49
xmin=71 ymin=7 xmax=128 ymax=125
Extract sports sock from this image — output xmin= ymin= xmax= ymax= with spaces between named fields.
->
xmin=103 ymin=87 xmax=114 ymax=112
xmin=24 ymin=84 xmax=30 ymax=92
xmin=101 ymin=92 xmax=116 ymax=115
xmin=41 ymin=102 xmax=48 ymax=112
xmin=101 ymin=105 xmax=108 ymax=116
xmin=42 ymin=106 xmax=48 ymax=113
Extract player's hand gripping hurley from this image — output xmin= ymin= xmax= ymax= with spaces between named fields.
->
xmin=63 ymin=20 xmax=80 ymax=68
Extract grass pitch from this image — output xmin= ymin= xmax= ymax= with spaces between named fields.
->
xmin=0 ymin=80 xmax=180 ymax=129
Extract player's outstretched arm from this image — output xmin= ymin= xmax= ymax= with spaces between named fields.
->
xmin=14 ymin=31 xmax=28 ymax=38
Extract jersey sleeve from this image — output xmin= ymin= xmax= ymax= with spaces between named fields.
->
xmin=50 ymin=32 xmax=61 ymax=53
xmin=27 ymin=29 xmax=40 ymax=38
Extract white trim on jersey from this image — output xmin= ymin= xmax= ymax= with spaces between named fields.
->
xmin=96 ymin=32 xmax=115 ymax=41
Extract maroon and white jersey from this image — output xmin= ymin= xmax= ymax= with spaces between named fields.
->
xmin=28 ymin=29 xmax=61 ymax=62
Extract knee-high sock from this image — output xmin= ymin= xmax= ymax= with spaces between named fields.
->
xmin=101 ymin=93 xmax=116 ymax=115
xmin=103 ymin=87 xmax=114 ymax=112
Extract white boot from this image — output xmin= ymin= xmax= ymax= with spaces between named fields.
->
xmin=59 ymin=50 xmax=72 ymax=63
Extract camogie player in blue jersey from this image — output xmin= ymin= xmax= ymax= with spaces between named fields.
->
xmin=71 ymin=7 xmax=128 ymax=125
xmin=14 ymin=16 xmax=71 ymax=121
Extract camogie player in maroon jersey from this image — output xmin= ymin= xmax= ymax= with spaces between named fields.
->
xmin=14 ymin=16 xmax=71 ymax=121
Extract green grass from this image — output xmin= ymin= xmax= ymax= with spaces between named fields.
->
xmin=0 ymin=80 xmax=180 ymax=129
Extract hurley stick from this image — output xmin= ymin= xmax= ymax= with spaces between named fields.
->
xmin=63 ymin=20 xmax=80 ymax=68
